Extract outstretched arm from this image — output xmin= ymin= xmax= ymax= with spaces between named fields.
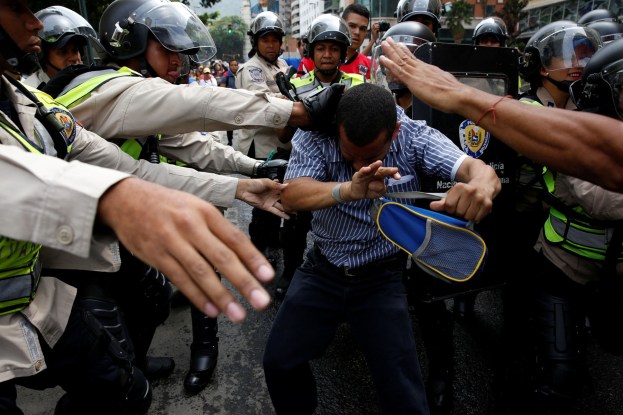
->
xmin=282 ymin=160 xmax=400 ymax=211
xmin=380 ymin=38 xmax=623 ymax=192
xmin=98 ymin=178 xmax=274 ymax=323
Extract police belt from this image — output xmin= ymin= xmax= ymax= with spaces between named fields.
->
xmin=0 ymin=258 xmax=42 ymax=315
xmin=313 ymin=245 xmax=404 ymax=277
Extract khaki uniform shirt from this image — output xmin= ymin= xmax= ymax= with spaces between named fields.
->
xmin=235 ymin=54 xmax=290 ymax=158
xmin=0 ymin=74 xmax=257 ymax=380
xmin=62 ymin=71 xmax=294 ymax=176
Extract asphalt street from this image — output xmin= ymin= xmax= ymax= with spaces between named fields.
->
xmin=17 ymin=198 xmax=623 ymax=415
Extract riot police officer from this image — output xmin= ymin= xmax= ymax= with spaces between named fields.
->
xmin=472 ymin=17 xmax=509 ymax=47
xmin=236 ymin=12 xmax=312 ymax=301
xmin=22 ymin=5 xmax=95 ymax=88
xmin=0 ymin=2 xmax=279 ymax=413
xmin=395 ymin=0 xmax=443 ymax=35
xmin=511 ymin=20 xmax=603 ymax=408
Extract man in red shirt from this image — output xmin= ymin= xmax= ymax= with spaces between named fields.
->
xmin=340 ymin=4 xmax=372 ymax=79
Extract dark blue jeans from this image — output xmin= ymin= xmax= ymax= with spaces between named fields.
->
xmin=263 ymin=247 xmax=429 ymax=415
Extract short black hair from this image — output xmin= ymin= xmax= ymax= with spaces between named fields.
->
xmin=342 ymin=3 xmax=370 ymax=21
xmin=336 ymin=84 xmax=397 ymax=147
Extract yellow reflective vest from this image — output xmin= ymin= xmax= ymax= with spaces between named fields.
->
xmin=0 ymin=86 xmax=75 ymax=315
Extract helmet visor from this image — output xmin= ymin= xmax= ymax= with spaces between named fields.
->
xmin=537 ymin=27 xmax=602 ymax=71
xmin=129 ymin=1 xmax=216 ymax=64
xmin=37 ymin=8 xmax=97 ymax=43
xmin=371 ymin=37 xmax=428 ymax=91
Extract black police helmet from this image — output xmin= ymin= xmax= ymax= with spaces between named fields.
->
xmin=577 ymin=9 xmax=618 ymax=25
xmin=395 ymin=0 xmax=442 ymax=34
xmin=472 ymin=17 xmax=509 ymax=46
xmin=586 ymin=20 xmax=623 ymax=44
xmin=520 ymin=20 xmax=601 ymax=85
xmin=571 ymin=37 xmax=623 ymax=119
xmin=247 ymin=11 xmax=285 ymax=49
xmin=305 ymin=14 xmax=351 ymax=63
xmin=99 ymin=0 xmax=216 ymax=64
xmin=371 ymin=21 xmax=435 ymax=93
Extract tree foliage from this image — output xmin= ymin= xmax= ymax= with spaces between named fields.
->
xmin=210 ymin=16 xmax=248 ymax=62
xmin=494 ymin=0 xmax=529 ymax=47
xmin=444 ymin=0 xmax=473 ymax=44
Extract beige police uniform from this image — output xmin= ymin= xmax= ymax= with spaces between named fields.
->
xmin=62 ymin=72 xmax=293 ymax=176
xmin=234 ymin=54 xmax=290 ymax=158
xmin=0 ymin=74 xmax=259 ymax=381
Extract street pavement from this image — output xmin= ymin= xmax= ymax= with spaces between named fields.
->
xmin=17 ymin=198 xmax=623 ymax=414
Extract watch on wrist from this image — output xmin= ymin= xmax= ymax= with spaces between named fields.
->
xmin=332 ymin=183 xmax=346 ymax=204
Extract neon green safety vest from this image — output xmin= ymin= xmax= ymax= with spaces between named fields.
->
xmin=290 ymin=70 xmax=364 ymax=99
xmin=0 ymin=87 xmax=75 ymax=315
xmin=54 ymin=67 xmax=178 ymax=163
xmin=541 ymin=169 xmax=623 ymax=261
xmin=519 ymin=95 xmax=622 ymax=261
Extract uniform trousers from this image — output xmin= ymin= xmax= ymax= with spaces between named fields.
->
xmin=263 ymin=247 xmax=429 ymax=415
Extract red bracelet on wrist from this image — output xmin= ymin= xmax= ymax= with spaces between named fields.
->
xmin=474 ymin=95 xmax=512 ymax=126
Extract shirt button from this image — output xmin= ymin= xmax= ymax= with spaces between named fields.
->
xmin=234 ymin=115 xmax=243 ymax=124
xmin=274 ymin=115 xmax=282 ymax=124
xmin=34 ymin=360 xmax=43 ymax=371
xmin=56 ymin=225 xmax=74 ymax=245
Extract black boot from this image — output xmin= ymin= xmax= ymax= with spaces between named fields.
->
xmin=184 ymin=307 xmax=219 ymax=395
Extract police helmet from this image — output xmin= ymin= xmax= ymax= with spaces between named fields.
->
xmin=570 ymin=37 xmax=623 ymax=119
xmin=519 ymin=21 xmax=602 ymax=85
xmin=304 ymin=14 xmax=351 ymax=62
xmin=98 ymin=0 xmax=216 ymax=64
xmin=247 ymin=11 xmax=285 ymax=49
xmin=395 ymin=0 xmax=443 ymax=34
xmin=36 ymin=6 xmax=96 ymax=53
xmin=371 ymin=21 xmax=435 ymax=93
xmin=577 ymin=9 xmax=618 ymax=25
xmin=585 ymin=20 xmax=623 ymax=44
xmin=472 ymin=17 xmax=509 ymax=46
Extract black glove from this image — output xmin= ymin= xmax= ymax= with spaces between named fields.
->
xmin=254 ymin=159 xmax=289 ymax=182
xmin=300 ymin=83 xmax=345 ymax=133
xmin=276 ymin=66 xmax=299 ymax=101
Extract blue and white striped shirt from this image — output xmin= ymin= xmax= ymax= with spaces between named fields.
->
xmin=285 ymin=106 xmax=468 ymax=268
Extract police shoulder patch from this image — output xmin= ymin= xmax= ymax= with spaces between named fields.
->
xmin=48 ymin=107 xmax=77 ymax=146
xmin=459 ymin=119 xmax=489 ymax=158
xmin=249 ymin=67 xmax=264 ymax=83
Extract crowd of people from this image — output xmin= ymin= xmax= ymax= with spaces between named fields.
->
xmin=2 ymin=0 xmax=623 ymax=414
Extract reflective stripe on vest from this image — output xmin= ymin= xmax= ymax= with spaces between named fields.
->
xmin=291 ymin=70 xmax=364 ymax=99
xmin=55 ymin=66 xmax=139 ymax=109
xmin=0 ymin=88 xmax=75 ymax=314
xmin=542 ymin=168 xmax=622 ymax=261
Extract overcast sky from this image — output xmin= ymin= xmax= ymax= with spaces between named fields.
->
xmin=188 ymin=0 xmax=243 ymax=17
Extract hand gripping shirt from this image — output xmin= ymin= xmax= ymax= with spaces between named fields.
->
xmin=285 ymin=106 xmax=467 ymax=268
